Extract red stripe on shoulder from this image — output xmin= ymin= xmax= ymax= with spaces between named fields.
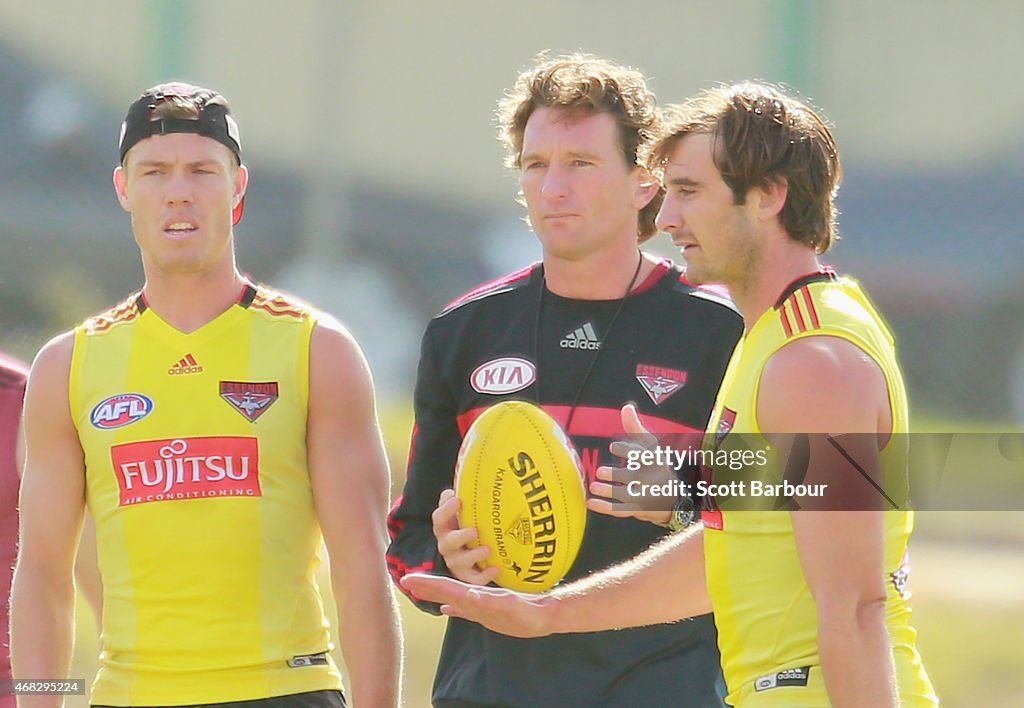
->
xmin=250 ymin=289 xmax=310 ymax=319
xmin=801 ymin=286 xmax=821 ymax=328
xmin=86 ymin=295 xmax=142 ymax=333
xmin=444 ymin=264 xmax=535 ymax=310
xmin=779 ymin=302 xmax=794 ymax=337
xmin=788 ymin=294 xmax=808 ymax=332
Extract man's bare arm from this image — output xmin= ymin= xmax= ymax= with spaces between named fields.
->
xmin=759 ymin=336 xmax=899 ymax=708
xmin=74 ymin=513 xmax=103 ymax=631
xmin=403 ymin=514 xmax=709 ymax=637
xmin=307 ymin=319 xmax=402 ymax=707
xmin=11 ymin=333 xmax=87 ymax=708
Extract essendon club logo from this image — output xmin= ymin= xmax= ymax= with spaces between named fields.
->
xmin=220 ymin=381 xmax=279 ymax=421
xmin=110 ymin=436 xmax=261 ymax=506
xmin=635 ymin=364 xmax=688 ymax=405
xmin=716 ymin=407 xmax=737 ymax=448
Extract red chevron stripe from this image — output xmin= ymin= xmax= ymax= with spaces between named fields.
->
xmin=801 ymin=286 xmax=821 ymax=328
xmin=780 ymin=302 xmax=794 ymax=337
xmin=251 ymin=300 xmax=305 ymax=318
xmin=789 ymin=294 xmax=808 ymax=332
xmin=88 ymin=303 xmax=140 ymax=333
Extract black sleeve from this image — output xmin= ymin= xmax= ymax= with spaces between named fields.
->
xmin=385 ymin=324 xmax=459 ymax=614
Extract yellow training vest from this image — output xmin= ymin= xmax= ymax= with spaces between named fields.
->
xmin=701 ymin=273 xmax=937 ymax=707
xmin=70 ymin=284 xmax=343 ymax=705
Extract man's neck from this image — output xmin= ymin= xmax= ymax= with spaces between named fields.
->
xmin=730 ymin=238 xmax=822 ymax=331
xmin=141 ymin=265 xmax=248 ymax=334
xmin=542 ymin=248 xmax=654 ymax=300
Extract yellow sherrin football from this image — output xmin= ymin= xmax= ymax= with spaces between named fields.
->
xmin=455 ymin=400 xmax=587 ymax=592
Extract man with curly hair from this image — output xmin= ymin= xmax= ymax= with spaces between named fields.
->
xmin=388 ymin=55 xmax=742 ymax=707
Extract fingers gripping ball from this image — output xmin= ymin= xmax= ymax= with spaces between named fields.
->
xmin=454 ymin=401 xmax=587 ymax=592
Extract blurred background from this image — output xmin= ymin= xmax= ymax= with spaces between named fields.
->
xmin=1 ymin=1 xmax=1022 ymax=706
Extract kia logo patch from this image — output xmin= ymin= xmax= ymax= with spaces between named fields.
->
xmin=470 ymin=357 xmax=537 ymax=395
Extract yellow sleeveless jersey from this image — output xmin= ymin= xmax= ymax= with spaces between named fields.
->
xmin=70 ymin=283 xmax=343 ymax=705
xmin=701 ymin=272 xmax=937 ymax=707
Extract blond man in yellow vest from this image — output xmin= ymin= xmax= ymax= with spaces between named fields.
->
xmin=12 ymin=83 xmax=401 ymax=708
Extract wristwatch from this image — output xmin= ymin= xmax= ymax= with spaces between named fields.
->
xmin=667 ymin=495 xmax=696 ymax=532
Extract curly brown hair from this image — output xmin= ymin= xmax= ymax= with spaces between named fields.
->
xmin=647 ymin=83 xmax=842 ymax=253
xmin=497 ymin=53 xmax=663 ymax=242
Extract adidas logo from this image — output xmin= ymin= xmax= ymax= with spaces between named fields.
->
xmin=168 ymin=353 xmax=204 ymax=376
xmin=560 ymin=322 xmax=601 ymax=350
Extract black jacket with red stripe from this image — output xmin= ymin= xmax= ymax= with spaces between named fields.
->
xmin=387 ymin=261 xmax=743 ymax=708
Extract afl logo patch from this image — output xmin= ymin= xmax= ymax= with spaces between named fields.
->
xmin=90 ymin=393 xmax=154 ymax=429
xmin=470 ymin=357 xmax=536 ymax=395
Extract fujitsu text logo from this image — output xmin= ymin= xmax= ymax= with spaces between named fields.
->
xmin=110 ymin=436 xmax=261 ymax=506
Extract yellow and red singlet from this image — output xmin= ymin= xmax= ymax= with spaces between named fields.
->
xmin=70 ymin=284 xmax=342 ymax=705
xmin=701 ymin=272 xmax=938 ymax=707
